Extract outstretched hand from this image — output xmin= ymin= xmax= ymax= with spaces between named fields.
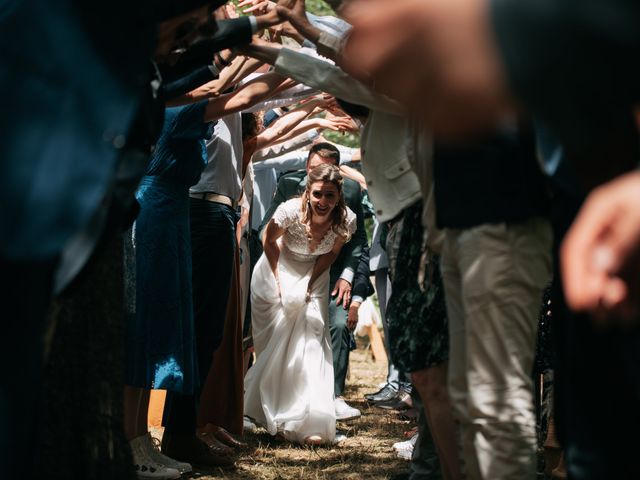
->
xmin=275 ymin=0 xmax=308 ymax=30
xmin=340 ymin=0 xmax=513 ymax=137
xmin=320 ymin=115 xmax=359 ymax=133
xmin=238 ymin=0 xmax=275 ymax=15
xmin=561 ymin=170 xmax=640 ymax=325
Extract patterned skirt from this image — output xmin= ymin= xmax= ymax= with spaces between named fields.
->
xmin=386 ymin=201 xmax=449 ymax=373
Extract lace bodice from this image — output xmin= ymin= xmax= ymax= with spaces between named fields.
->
xmin=272 ymin=198 xmax=357 ymax=259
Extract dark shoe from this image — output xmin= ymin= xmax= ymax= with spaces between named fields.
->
xmin=210 ymin=425 xmax=247 ymax=449
xmin=389 ymin=472 xmax=410 ymax=480
xmin=365 ymin=384 xmax=397 ymax=403
xmin=397 ymin=408 xmax=418 ymax=421
xmin=161 ymin=433 xmax=235 ymax=468
xmin=373 ymin=390 xmax=412 ymax=411
xmin=198 ymin=431 xmax=234 ymax=455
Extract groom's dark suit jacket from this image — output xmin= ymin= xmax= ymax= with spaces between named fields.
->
xmin=259 ymin=170 xmax=367 ymax=287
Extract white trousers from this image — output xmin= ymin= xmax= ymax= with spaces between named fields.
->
xmin=441 ymin=219 xmax=552 ymax=480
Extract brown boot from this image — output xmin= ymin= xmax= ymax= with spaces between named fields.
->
xmin=161 ymin=433 xmax=235 ymax=468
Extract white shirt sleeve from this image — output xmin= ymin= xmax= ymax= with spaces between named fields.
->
xmin=274 ymin=47 xmax=403 ymax=115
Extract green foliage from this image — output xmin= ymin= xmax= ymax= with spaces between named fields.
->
xmin=324 ymin=130 xmax=360 ymax=148
xmin=305 ymin=0 xmax=336 ymax=16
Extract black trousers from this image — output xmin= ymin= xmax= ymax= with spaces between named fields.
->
xmin=164 ymin=199 xmax=237 ymax=434
xmin=551 ymin=189 xmax=640 ymax=480
xmin=0 ymin=256 xmax=56 ymax=480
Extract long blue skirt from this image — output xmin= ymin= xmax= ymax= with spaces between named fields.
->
xmin=125 ymin=176 xmax=198 ymax=394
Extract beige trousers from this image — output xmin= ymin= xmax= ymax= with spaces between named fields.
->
xmin=441 ymin=219 xmax=552 ymax=480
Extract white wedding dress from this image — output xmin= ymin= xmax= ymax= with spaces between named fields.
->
xmin=244 ymin=197 xmax=356 ymax=444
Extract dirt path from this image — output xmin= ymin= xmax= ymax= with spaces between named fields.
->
xmin=194 ymin=347 xmax=412 ymax=479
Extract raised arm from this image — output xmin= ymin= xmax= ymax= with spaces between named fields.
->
xmin=339 ymin=164 xmax=367 ymax=190
xmin=269 ymin=116 xmax=356 ymax=149
xmin=252 ymin=129 xmax=319 ymax=161
xmin=167 ymin=55 xmax=263 ymax=106
xmin=240 ymin=43 xmax=402 ymax=114
xmin=253 ymin=99 xmax=320 ymax=150
xmin=275 ymin=0 xmax=332 ymax=56
xmin=204 ymin=71 xmax=292 ymax=121
xmin=252 ymin=96 xmax=339 ymax=149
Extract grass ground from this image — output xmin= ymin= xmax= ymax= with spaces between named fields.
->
xmin=192 ymin=345 xmax=412 ymax=479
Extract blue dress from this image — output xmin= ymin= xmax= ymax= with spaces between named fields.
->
xmin=126 ymin=101 xmax=213 ymax=394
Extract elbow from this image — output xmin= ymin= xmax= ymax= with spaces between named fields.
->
xmin=234 ymin=93 xmax=254 ymax=111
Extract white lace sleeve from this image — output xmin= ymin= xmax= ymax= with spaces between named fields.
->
xmin=346 ymin=207 xmax=357 ymax=236
xmin=271 ymin=198 xmax=301 ymax=230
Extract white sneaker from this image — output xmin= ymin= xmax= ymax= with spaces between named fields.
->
xmin=393 ymin=433 xmax=418 ymax=460
xmin=130 ymin=435 xmax=181 ymax=479
xmin=334 ymin=433 xmax=348 ymax=444
xmin=144 ymin=434 xmax=192 ymax=475
xmin=243 ymin=415 xmax=257 ymax=433
xmin=334 ymin=398 xmax=361 ymax=421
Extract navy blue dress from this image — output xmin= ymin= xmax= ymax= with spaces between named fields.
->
xmin=126 ymin=101 xmax=213 ymax=394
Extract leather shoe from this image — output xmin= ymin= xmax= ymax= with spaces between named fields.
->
xmin=365 ymin=384 xmax=397 ymax=404
xmin=209 ymin=425 xmax=247 ymax=449
xmin=198 ymin=431 xmax=234 ymax=455
xmin=373 ymin=390 xmax=412 ymax=411
xmin=161 ymin=433 xmax=235 ymax=468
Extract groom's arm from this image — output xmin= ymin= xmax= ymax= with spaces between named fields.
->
xmin=339 ymin=183 xmax=367 ymax=282
xmin=331 ymin=182 xmax=367 ymax=308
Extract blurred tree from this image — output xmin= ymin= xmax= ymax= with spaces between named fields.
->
xmin=305 ymin=0 xmax=335 ymax=16
xmin=324 ymin=130 xmax=360 ymax=148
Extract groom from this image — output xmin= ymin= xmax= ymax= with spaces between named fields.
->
xmin=260 ymin=142 xmax=367 ymax=421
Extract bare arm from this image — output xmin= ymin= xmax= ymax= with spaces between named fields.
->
xmin=252 ymin=97 xmax=324 ymax=149
xmin=263 ymin=219 xmax=286 ymax=284
xmin=340 ymin=164 xmax=367 ymax=190
xmin=275 ymin=0 xmax=330 ymax=55
xmin=167 ymin=55 xmax=264 ymax=106
xmin=276 ymin=116 xmax=356 ymax=146
xmin=204 ymin=71 xmax=291 ymax=121
xmin=225 ymin=56 xmax=264 ymax=88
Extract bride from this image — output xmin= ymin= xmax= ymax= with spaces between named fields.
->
xmin=244 ymin=163 xmax=356 ymax=445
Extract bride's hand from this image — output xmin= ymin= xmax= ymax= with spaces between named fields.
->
xmin=305 ymin=282 xmax=312 ymax=302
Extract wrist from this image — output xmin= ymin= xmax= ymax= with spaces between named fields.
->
xmin=214 ymin=52 xmax=232 ymax=69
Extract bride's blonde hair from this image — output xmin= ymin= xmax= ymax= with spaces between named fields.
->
xmin=301 ymin=164 xmax=351 ymax=242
